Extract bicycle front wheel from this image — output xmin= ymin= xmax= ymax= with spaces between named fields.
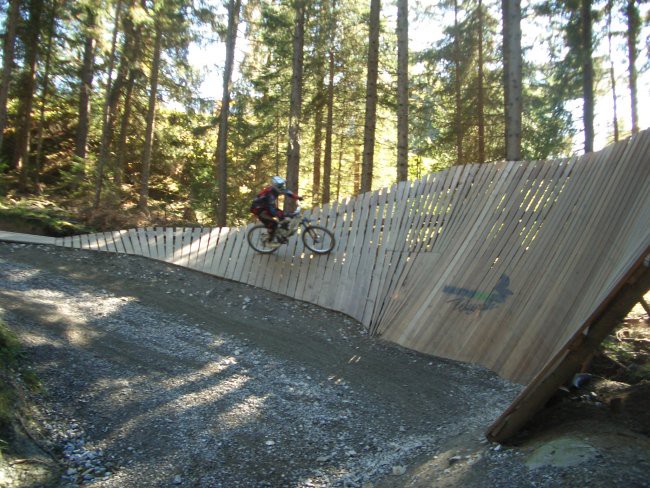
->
xmin=302 ymin=225 xmax=335 ymax=254
xmin=247 ymin=225 xmax=280 ymax=254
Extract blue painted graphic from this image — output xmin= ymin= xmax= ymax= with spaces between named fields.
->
xmin=443 ymin=274 xmax=513 ymax=314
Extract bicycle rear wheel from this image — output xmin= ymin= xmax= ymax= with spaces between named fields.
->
xmin=247 ymin=225 xmax=280 ymax=253
xmin=302 ymin=225 xmax=335 ymax=254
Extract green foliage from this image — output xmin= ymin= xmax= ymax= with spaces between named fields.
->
xmin=0 ymin=0 xmax=643 ymax=231
xmin=0 ymin=198 xmax=94 ymax=236
xmin=0 ymin=319 xmax=41 ymax=465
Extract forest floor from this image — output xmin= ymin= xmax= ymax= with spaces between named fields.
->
xmin=0 ymin=239 xmax=648 ymax=487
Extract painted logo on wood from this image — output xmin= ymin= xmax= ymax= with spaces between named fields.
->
xmin=443 ymin=274 xmax=513 ymax=314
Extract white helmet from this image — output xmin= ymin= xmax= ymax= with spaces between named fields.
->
xmin=271 ymin=176 xmax=286 ymax=192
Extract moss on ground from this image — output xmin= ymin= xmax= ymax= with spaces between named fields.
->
xmin=0 ymin=198 xmax=94 ymax=237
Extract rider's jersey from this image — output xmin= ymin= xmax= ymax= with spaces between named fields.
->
xmin=251 ymin=186 xmax=299 ymax=217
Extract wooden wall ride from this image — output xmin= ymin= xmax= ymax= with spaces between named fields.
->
xmin=46 ymin=130 xmax=650 ymax=388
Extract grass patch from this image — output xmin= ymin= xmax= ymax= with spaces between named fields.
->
xmin=0 ymin=320 xmax=40 ymax=434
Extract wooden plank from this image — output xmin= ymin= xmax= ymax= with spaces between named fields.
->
xmin=193 ymin=228 xmax=212 ymax=272
xmin=125 ymin=229 xmax=140 ymax=256
xmin=94 ymin=232 xmax=109 ymax=252
xmin=315 ymin=200 xmax=343 ymax=304
xmin=216 ymin=227 xmax=240 ymax=279
xmin=222 ymin=228 xmax=245 ymax=281
xmin=170 ymin=228 xmax=183 ymax=265
xmin=365 ymin=176 xmax=428 ymax=328
xmin=334 ymin=192 xmax=370 ymax=311
xmin=364 ymin=183 xmax=400 ymax=327
xmin=88 ymin=233 xmax=101 ymax=251
xmin=297 ymin=206 xmax=330 ymax=304
xmin=230 ymin=226 xmax=253 ymax=283
xmin=206 ymin=227 xmax=230 ymax=275
xmin=289 ymin=206 xmax=322 ymax=301
xmin=240 ymin=224 xmax=271 ymax=290
xmin=369 ymin=181 xmax=407 ymax=315
xmin=187 ymin=228 xmax=203 ymax=270
xmin=161 ymin=227 xmax=174 ymax=263
xmin=479 ymin=146 xmax=621 ymax=381
xmin=153 ymin=227 xmax=165 ymax=261
xmin=177 ymin=228 xmax=193 ymax=267
xmin=112 ymin=231 xmax=127 ymax=254
xmin=103 ymin=232 xmax=117 ymax=253
xmin=0 ymin=231 xmax=56 ymax=245
xmin=143 ymin=227 xmax=157 ymax=259
xmin=380 ymin=160 xmax=520 ymax=349
xmin=371 ymin=173 xmax=444 ymax=325
xmin=368 ymin=178 xmax=426 ymax=324
xmin=135 ymin=228 xmax=151 ymax=257
xmin=495 ymin=142 xmax=629 ymax=380
xmin=118 ymin=230 xmax=133 ymax=254
xmin=317 ymin=197 xmax=351 ymax=309
xmin=418 ymin=161 xmax=544 ymax=355
xmin=346 ymin=190 xmax=381 ymax=320
xmin=537 ymin=131 xmax=650 ymax=352
xmin=372 ymin=166 xmax=470 ymax=329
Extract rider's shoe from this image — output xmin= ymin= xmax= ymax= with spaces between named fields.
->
xmin=264 ymin=232 xmax=281 ymax=248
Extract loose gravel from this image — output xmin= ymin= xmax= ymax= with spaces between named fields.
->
xmin=0 ymin=242 xmax=648 ymax=487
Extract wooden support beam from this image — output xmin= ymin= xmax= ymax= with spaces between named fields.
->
xmin=486 ymin=251 xmax=650 ymax=443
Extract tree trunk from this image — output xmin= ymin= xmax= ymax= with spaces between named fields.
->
xmin=94 ymin=0 xmax=124 ymax=208
xmin=606 ymin=0 xmax=619 ymax=142
xmin=453 ymin=0 xmax=463 ymax=165
xmin=75 ymin=7 xmax=97 ymax=160
xmin=335 ymin=130 xmax=344 ymax=201
xmin=14 ymin=0 xmax=43 ymax=191
xmin=361 ymin=0 xmax=380 ymax=193
xmin=115 ymin=9 xmax=143 ymax=188
xmin=477 ymin=0 xmax=485 ymax=163
xmin=581 ymin=0 xmax=594 ymax=153
xmin=115 ymin=68 xmax=137 ymax=188
xmin=34 ymin=2 xmax=57 ymax=190
xmin=138 ymin=24 xmax=163 ymax=212
xmin=625 ymin=0 xmax=639 ymax=134
xmin=396 ymin=0 xmax=408 ymax=181
xmin=323 ymin=49 xmax=334 ymax=204
xmin=275 ymin=114 xmax=281 ymax=174
xmin=215 ymin=0 xmax=242 ymax=226
xmin=502 ymin=0 xmax=522 ymax=161
xmin=353 ymin=145 xmax=360 ymax=195
xmin=321 ymin=0 xmax=336 ymax=204
xmin=312 ymin=97 xmax=323 ymax=206
xmin=0 ymin=0 xmax=21 ymax=154
xmin=286 ymin=0 xmax=305 ymax=211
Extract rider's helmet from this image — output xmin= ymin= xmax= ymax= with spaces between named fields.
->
xmin=271 ymin=176 xmax=286 ymax=192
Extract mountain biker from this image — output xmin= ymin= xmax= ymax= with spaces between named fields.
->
xmin=250 ymin=176 xmax=302 ymax=243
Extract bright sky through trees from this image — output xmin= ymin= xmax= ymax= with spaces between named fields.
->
xmin=190 ymin=0 xmax=649 ymax=155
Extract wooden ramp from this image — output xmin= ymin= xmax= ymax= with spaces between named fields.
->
xmin=0 ymin=231 xmax=56 ymax=245
xmin=2 ymin=130 xmax=648 ymax=440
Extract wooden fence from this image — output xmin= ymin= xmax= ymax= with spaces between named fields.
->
xmin=49 ymin=130 xmax=649 ymax=386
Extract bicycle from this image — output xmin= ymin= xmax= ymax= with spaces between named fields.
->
xmin=247 ymin=207 xmax=336 ymax=255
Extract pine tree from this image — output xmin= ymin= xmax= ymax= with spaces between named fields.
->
xmin=361 ymin=0 xmax=380 ymax=193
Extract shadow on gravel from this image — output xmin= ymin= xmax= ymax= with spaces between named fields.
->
xmin=0 ymin=244 xmax=522 ymax=486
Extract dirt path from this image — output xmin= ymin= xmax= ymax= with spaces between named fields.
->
xmin=1 ymin=242 xmax=649 ymax=487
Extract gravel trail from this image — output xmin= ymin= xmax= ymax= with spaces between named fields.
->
xmin=2 ymin=242 xmax=648 ymax=488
